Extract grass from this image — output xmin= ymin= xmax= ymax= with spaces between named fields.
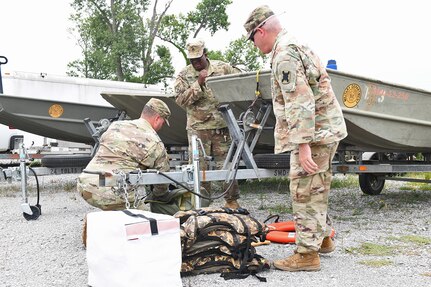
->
xmin=331 ymin=174 xmax=359 ymax=189
xmin=0 ymin=176 xmax=78 ymax=196
xmin=388 ymin=235 xmax=431 ymax=246
xmin=379 ymin=190 xmax=431 ymax=207
xmin=266 ymin=203 xmax=292 ymax=214
xmin=62 ymin=180 xmax=77 ymax=192
xmin=256 ymin=193 xmax=292 ymax=214
xmin=240 ymin=177 xmax=290 ymax=194
xmin=346 ymin=242 xmax=396 ymax=256
xmin=240 ymin=174 xmax=359 ymax=193
xmin=398 ymin=172 xmax=431 ymax=191
xmin=358 ymin=259 xmax=393 ymax=267
xmin=347 ymin=235 xmax=430 ymax=261
xmin=400 ymin=184 xmax=431 ymax=192
xmin=28 ymin=160 xmax=42 ymax=167
xmin=243 ymin=174 xmax=364 ymax=215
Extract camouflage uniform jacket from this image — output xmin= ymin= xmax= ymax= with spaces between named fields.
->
xmin=270 ymin=29 xmax=347 ymax=153
xmin=81 ymin=118 xmax=170 ymax=195
xmin=174 ymin=60 xmax=241 ymax=130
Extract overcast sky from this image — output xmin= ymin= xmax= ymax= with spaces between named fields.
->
xmin=1 ymin=0 xmax=430 ymax=91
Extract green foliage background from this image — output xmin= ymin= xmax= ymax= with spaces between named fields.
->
xmin=67 ymin=0 xmax=267 ymax=86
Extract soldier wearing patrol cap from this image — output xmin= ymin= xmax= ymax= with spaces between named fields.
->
xmin=244 ymin=5 xmax=348 ymax=271
xmin=77 ymin=97 xmax=183 ymax=215
xmin=174 ymin=38 xmax=242 ymax=209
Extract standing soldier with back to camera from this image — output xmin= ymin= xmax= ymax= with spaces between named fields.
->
xmin=174 ymin=39 xmax=242 ymax=209
xmin=244 ymin=5 xmax=348 ymax=271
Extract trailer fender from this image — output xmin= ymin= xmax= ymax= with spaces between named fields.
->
xmin=41 ymin=154 xmax=92 ymax=168
xmin=361 ymin=152 xmax=377 ymax=161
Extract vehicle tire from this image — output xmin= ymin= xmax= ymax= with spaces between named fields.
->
xmin=253 ymin=153 xmax=290 ymax=169
xmin=41 ymin=154 xmax=92 ymax=168
xmin=358 ymin=173 xmax=385 ymax=195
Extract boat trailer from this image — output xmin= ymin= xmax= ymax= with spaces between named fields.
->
xmin=4 ymin=100 xmax=431 ymax=220
xmin=86 ymin=101 xmax=431 ymax=208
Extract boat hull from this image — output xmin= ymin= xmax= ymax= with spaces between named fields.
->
xmin=0 ymin=94 xmax=119 ymax=145
xmin=101 ymin=92 xmax=188 ymax=146
xmin=207 ymin=69 xmax=431 ymax=152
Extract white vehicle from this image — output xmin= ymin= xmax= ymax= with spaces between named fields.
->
xmin=0 ymin=124 xmax=23 ymax=152
xmin=0 ymin=70 xmax=166 ymax=154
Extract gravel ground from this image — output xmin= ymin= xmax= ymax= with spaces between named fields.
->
xmin=1 ymin=174 xmax=431 ymax=287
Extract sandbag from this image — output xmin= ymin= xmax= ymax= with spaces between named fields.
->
xmin=175 ymin=207 xmax=270 ymax=281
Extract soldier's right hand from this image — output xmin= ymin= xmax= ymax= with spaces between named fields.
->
xmin=198 ymin=69 xmax=208 ymax=85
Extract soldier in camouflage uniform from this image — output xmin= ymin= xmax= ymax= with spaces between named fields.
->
xmin=77 ymin=98 xmax=179 ymax=215
xmin=244 ymin=6 xmax=348 ymax=271
xmin=173 ymin=39 xmax=242 ymax=209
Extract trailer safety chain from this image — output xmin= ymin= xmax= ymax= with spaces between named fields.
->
xmin=115 ymin=171 xmax=130 ymax=209
xmin=112 ymin=170 xmax=146 ymax=209
xmin=132 ymin=170 xmax=144 ymax=208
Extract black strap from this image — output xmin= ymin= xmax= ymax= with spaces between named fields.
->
xmin=263 ymin=214 xmax=280 ymax=224
xmin=122 ymin=210 xmax=159 ymax=235
xmin=221 ymin=271 xmax=267 ymax=282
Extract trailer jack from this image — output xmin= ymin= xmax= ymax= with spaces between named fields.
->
xmin=18 ymin=144 xmax=41 ymax=220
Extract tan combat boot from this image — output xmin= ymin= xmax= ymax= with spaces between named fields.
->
xmin=224 ymin=199 xmax=240 ymax=209
xmin=319 ymin=236 xmax=335 ymax=254
xmin=273 ymin=251 xmax=320 ymax=272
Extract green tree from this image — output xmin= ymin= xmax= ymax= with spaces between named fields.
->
xmin=157 ymin=0 xmax=232 ymax=66
xmin=68 ymin=0 xmax=174 ymax=84
xmin=68 ymin=0 xmax=263 ymax=84
xmin=68 ymin=0 xmax=150 ymax=81
xmin=157 ymin=0 xmax=264 ymax=71
xmin=207 ymin=36 xmax=267 ymax=71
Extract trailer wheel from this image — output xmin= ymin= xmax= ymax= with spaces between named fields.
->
xmin=23 ymin=205 xmax=41 ymax=220
xmin=253 ymin=153 xmax=290 ymax=169
xmin=359 ymin=173 xmax=385 ymax=195
xmin=41 ymin=155 xmax=92 ymax=168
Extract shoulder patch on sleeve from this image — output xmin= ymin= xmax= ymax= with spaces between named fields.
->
xmin=277 ymin=60 xmax=297 ymax=93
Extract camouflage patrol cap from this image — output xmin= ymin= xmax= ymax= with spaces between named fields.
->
xmin=145 ymin=98 xmax=171 ymax=126
xmin=244 ymin=5 xmax=275 ymax=39
xmin=186 ymin=39 xmax=205 ymax=59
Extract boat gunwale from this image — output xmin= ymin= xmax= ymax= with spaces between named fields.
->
xmin=207 ymin=69 xmax=431 ymax=96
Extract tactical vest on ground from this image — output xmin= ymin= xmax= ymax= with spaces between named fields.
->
xmin=175 ymin=207 xmax=270 ymax=281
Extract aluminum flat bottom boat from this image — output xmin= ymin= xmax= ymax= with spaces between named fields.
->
xmin=4 ymin=69 xmax=430 ymax=153
xmin=0 ymin=94 xmax=119 ymax=145
xmin=207 ymin=69 xmax=431 ymax=152
xmin=101 ymin=92 xmax=188 ymax=146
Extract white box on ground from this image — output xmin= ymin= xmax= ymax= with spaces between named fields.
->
xmin=86 ymin=209 xmax=182 ymax=287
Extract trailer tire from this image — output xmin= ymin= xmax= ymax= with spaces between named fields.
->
xmin=253 ymin=153 xmax=290 ymax=169
xmin=359 ymin=173 xmax=385 ymax=195
xmin=41 ymin=155 xmax=92 ymax=168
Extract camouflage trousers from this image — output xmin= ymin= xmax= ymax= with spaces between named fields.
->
xmin=77 ymin=173 xmax=144 ymax=211
xmin=289 ymin=142 xmax=339 ymax=253
xmin=78 ymin=174 xmax=202 ymax=215
xmin=187 ymin=128 xmax=239 ymax=201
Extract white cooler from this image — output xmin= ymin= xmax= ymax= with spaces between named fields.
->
xmin=86 ymin=209 xmax=182 ymax=287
